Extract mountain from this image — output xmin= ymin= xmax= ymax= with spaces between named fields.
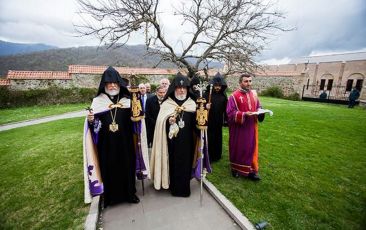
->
xmin=0 ymin=40 xmax=57 ymax=56
xmin=0 ymin=41 xmax=224 ymax=77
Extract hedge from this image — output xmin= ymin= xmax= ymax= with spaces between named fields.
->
xmin=0 ymin=87 xmax=96 ymax=109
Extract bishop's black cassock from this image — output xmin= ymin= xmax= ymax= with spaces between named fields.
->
xmin=85 ymin=67 xmax=138 ymax=207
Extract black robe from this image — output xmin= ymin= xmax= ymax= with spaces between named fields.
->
xmin=166 ymin=97 xmax=196 ymax=197
xmin=93 ymin=96 xmax=136 ymax=207
xmin=205 ymin=91 xmax=228 ymax=162
xmin=145 ymin=95 xmax=161 ymax=147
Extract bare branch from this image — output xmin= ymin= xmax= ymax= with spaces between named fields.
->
xmin=76 ymin=0 xmax=289 ymax=77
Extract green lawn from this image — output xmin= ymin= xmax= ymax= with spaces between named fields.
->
xmin=0 ymin=118 xmax=88 ymax=229
xmin=207 ymin=97 xmax=366 ymax=229
xmin=0 ymin=98 xmax=365 ymax=229
xmin=0 ymin=103 xmax=88 ymax=125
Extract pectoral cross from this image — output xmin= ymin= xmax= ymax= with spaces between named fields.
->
xmin=239 ymin=96 xmax=244 ymax=103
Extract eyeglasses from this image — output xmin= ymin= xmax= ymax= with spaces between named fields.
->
xmin=243 ymin=80 xmax=252 ymax=83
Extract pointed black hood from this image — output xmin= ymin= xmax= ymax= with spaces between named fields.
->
xmin=97 ymin=66 xmax=130 ymax=97
xmin=207 ymin=72 xmax=227 ymax=93
xmin=190 ymin=75 xmax=200 ymax=87
xmin=163 ymin=72 xmax=194 ymax=101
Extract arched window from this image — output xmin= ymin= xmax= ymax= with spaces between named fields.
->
xmin=346 ymin=73 xmax=364 ymax=92
xmin=320 ymin=74 xmax=334 ymax=91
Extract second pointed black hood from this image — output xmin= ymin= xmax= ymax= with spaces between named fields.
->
xmin=163 ymin=72 xmax=195 ymax=102
xmin=96 ymin=66 xmax=130 ymax=97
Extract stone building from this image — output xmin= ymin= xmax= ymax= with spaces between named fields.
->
xmin=1 ymin=52 xmax=365 ymax=105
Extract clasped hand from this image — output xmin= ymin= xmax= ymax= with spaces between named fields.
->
xmin=169 ymin=116 xmax=176 ymax=125
xmin=87 ymin=111 xmax=94 ymax=122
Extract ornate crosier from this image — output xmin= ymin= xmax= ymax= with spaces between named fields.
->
xmin=195 ymin=83 xmax=207 ymax=98
xmin=195 ymin=82 xmax=209 ymax=129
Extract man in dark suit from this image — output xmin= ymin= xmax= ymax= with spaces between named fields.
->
xmin=145 ymin=86 xmax=167 ymax=147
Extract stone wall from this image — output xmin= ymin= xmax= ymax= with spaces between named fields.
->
xmin=141 ymin=74 xmax=175 ymax=85
xmin=8 ymin=74 xmax=175 ymax=90
xmin=9 ymin=79 xmax=73 ymax=90
xmin=224 ymin=74 xmax=305 ymax=96
xmin=72 ymin=74 xmax=103 ymax=88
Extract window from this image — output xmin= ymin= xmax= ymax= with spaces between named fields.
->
xmin=320 ymin=79 xmax=326 ymax=90
xmin=356 ymin=79 xmax=363 ymax=91
xmin=306 ymin=79 xmax=310 ymax=89
xmin=327 ymin=79 xmax=333 ymax=91
xmin=346 ymin=79 xmax=353 ymax=91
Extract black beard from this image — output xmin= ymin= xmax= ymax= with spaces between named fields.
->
xmin=240 ymin=87 xmax=249 ymax=93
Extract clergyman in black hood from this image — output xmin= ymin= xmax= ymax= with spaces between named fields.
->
xmin=150 ymin=72 xmax=197 ymax=197
xmin=204 ymin=72 xmax=228 ymax=162
xmin=84 ymin=66 xmax=140 ymax=207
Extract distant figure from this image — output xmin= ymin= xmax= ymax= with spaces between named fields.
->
xmin=319 ymin=91 xmax=327 ymax=99
xmin=139 ymin=83 xmax=148 ymax=112
xmin=145 ymin=82 xmax=152 ymax=94
xmin=348 ymin=87 xmax=360 ymax=108
xmin=160 ymin=78 xmax=170 ymax=89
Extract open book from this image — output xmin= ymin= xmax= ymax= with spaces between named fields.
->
xmin=252 ymin=108 xmax=274 ymax=116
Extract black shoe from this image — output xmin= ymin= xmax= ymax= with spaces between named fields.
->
xmin=231 ymin=170 xmax=239 ymax=178
xmin=248 ymin=173 xmax=261 ymax=181
xmin=128 ymin=195 xmax=140 ymax=204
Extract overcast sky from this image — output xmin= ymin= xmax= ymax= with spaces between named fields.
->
xmin=0 ymin=0 xmax=365 ymax=64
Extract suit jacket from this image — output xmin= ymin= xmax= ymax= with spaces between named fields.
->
xmin=145 ymin=95 xmax=161 ymax=147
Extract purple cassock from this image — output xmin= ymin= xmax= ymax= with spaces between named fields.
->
xmin=226 ymin=89 xmax=260 ymax=176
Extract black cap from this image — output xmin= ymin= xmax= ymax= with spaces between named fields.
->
xmin=96 ymin=66 xmax=130 ymax=97
xmin=163 ymin=72 xmax=194 ymax=101
xmin=207 ymin=72 xmax=227 ymax=93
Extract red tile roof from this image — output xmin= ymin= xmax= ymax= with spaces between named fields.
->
xmin=68 ymin=65 xmax=177 ymax=75
xmin=0 ymin=79 xmax=10 ymax=86
xmin=7 ymin=70 xmax=71 ymax=80
xmin=5 ymin=65 xmax=300 ymax=81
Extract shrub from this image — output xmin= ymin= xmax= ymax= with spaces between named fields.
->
xmin=150 ymin=83 xmax=158 ymax=92
xmin=285 ymin=92 xmax=301 ymax=101
xmin=0 ymin=87 xmax=96 ymax=109
xmin=260 ymin=86 xmax=284 ymax=98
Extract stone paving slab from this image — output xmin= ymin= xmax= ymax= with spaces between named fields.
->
xmin=102 ymin=180 xmax=242 ymax=230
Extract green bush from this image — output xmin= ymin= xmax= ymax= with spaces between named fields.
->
xmin=150 ymin=83 xmax=158 ymax=92
xmin=0 ymin=87 xmax=96 ymax=109
xmin=285 ymin=92 xmax=301 ymax=101
xmin=260 ymin=86 xmax=284 ymax=98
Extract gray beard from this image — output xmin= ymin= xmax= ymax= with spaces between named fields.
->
xmin=105 ymin=88 xmax=120 ymax=96
xmin=175 ymin=92 xmax=187 ymax=101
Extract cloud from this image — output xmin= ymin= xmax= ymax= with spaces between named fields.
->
xmin=0 ymin=0 xmax=365 ymax=60
xmin=0 ymin=0 xmax=98 ymax=47
xmin=258 ymin=0 xmax=366 ymax=61
xmin=259 ymin=57 xmax=291 ymax=65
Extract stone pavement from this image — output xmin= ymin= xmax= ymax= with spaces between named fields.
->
xmin=100 ymin=179 xmax=255 ymax=230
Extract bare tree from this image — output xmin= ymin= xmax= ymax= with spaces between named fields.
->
xmin=76 ymin=0 xmax=286 ymax=78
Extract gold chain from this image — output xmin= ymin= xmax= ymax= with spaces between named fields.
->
xmin=109 ymin=95 xmax=120 ymax=132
